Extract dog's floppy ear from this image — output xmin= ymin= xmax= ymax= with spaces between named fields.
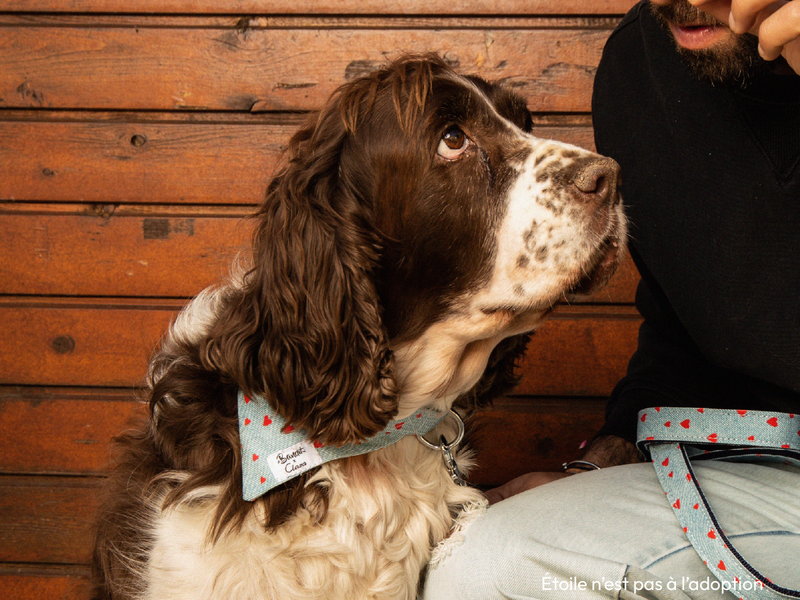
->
xmin=201 ymin=80 xmax=398 ymax=446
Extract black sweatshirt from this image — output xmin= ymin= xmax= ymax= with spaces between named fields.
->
xmin=592 ymin=0 xmax=800 ymax=443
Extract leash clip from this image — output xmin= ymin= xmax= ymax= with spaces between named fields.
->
xmin=417 ymin=409 xmax=468 ymax=486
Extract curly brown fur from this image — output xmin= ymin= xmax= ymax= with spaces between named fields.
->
xmin=90 ymin=52 xmax=625 ymax=600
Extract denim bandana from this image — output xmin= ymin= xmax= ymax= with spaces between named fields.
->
xmin=238 ymin=390 xmax=448 ymax=501
xmin=638 ymin=406 xmax=800 ymax=599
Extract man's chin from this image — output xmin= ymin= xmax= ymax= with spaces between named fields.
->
xmin=674 ymin=32 xmax=767 ymax=86
xmin=649 ymin=0 xmax=767 ymax=86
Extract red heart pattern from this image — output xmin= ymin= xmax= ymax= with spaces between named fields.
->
xmin=639 ymin=406 xmax=799 ymax=593
xmin=239 ymin=393 xmax=452 ymax=504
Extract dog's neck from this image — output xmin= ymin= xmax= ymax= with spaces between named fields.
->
xmin=390 ymin=307 xmax=548 ymax=417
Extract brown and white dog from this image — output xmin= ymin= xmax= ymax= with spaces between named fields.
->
xmin=91 ymin=54 xmax=626 ymax=600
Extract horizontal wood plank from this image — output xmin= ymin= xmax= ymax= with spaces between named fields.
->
xmin=0 ymin=117 xmax=595 ymax=204
xmin=0 ymin=202 xmax=638 ymax=299
xmin=0 ymin=298 xmax=181 ymax=388
xmin=517 ymin=306 xmax=641 ymax=396
xmin=0 ymin=27 xmax=609 ymax=112
xmin=0 ymin=300 xmax=640 ymax=391
xmin=0 ymin=119 xmax=288 ymax=204
xmin=0 ymin=476 xmax=100 ymax=565
xmin=0 ymin=204 xmax=252 ymax=297
xmin=0 ymin=387 xmax=144 ymax=475
xmin=0 ymin=0 xmax=636 ymax=15
xmin=0 ymin=564 xmax=89 ymax=600
xmin=0 ymin=14 xmax=623 ymax=30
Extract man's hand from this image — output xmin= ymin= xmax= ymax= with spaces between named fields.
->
xmin=579 ymin=434 xmax=642 ymax=468
xmin=689 ymin=0 xmax=800 ymax=74
xmin=482 ymin=435 xmax=642 ymax=505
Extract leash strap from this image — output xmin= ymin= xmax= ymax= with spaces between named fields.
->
xmin=637 ymin=407 xmax=800 ymax=599
xmin=238 ymin=390 xmax=448 ymax=501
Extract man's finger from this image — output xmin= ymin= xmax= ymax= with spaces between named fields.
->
xmin=729 ymin=0 xmax=784 ymax=33
xmin=757 ymin=0 xmax=800 ymax=60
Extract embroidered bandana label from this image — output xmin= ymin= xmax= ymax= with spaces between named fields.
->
xmin=267 ymin=440 xmax=322 ymax=483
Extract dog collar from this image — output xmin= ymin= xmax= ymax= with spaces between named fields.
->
xmin=238 ymin=390 xmax=448 ymax=501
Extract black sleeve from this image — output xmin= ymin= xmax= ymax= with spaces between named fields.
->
xmin=589 ymin=1 xmax=789 ymax=442
xmin=597 ymin=255 xmax=735 ymax=442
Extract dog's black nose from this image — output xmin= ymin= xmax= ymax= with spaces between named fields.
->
xmin=571 ymin=157 xmax=620 ymax=206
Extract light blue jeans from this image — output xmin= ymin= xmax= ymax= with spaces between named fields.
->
xmin=423 ymin=462 xmax=800 ymax=599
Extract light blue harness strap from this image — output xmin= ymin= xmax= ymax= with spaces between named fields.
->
xmin=637 ymin=407 xmax=800 ymax=600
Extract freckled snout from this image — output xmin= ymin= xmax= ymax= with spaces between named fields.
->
xmin=570 ymin=157 xmax=620 ymax=207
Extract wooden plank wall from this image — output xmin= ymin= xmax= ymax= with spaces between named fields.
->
xmin=0 ymin=1 xmax=641 ymax=596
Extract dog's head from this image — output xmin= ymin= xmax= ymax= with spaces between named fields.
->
xmin=201 ymin=54 xmax=626 ymax=446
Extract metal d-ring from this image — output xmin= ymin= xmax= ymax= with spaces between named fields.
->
xmin=417 ymin=409 xmax=468 ymax=486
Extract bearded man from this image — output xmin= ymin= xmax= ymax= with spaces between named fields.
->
xmin=424 ymin=2 xmax=800 ymax=598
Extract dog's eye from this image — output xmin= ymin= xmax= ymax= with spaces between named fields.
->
xmin=437 ymin=126 xmax=470 ymax=160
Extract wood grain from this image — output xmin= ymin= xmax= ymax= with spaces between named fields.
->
xmin=0 ymin=476 xmax=100 ymax=565
xmin=0 ymin=565 xmax=89 ymax=600
xmin=0 ymin=387 xmax=144 ymax=475
xmin=0 ymin=119 xmax=288 ymax=204
xmin=0 ymin=0 xmax=636 ymax=15
xmin=0 ymin=204 xmax=252 ymax=297
xmin=0 ymin=27 xmax=609 ymax=112
xmin=517 ymin=306 xmax=641 ymax=397
xmin=0 ymin=298 xmax=180 ymax=387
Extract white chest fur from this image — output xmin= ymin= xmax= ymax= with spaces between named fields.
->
xmin=146 ymin=436 xmax=485 ymax=600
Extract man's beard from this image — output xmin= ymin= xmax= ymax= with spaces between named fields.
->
xmin=650 ymin=0 xmax=767 ymax=86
